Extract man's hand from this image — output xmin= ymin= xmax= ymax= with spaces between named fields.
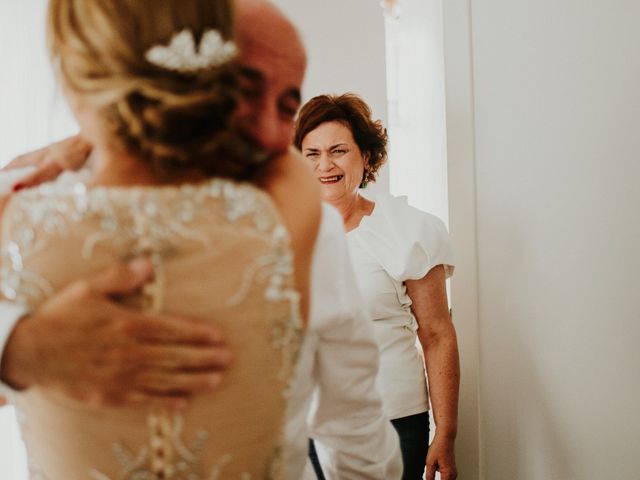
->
xmin=0 ymin=258 xmax=232 ymax=408
xmin=425 ymin=433 xmax=458 ymax=480
xmin=0 ymin=394 xmax=6 ymax=407
xmin=3 ymin=135 xmax=91 ymax=191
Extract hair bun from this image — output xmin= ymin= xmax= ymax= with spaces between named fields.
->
xmin=48 ymin=0 xmax=268 ymax=180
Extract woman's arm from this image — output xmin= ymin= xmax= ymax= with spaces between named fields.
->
xmin=406 ymin=265 xmax=460 ymax=480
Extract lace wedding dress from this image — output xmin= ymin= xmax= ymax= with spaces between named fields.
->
xmin=0 ymin=178 xmax=304 ymax=480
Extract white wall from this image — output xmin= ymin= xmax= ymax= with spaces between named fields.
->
xmin=0 ymin=1 xmax=77 ymax=166
xmin=272 ymin=0 xmax=390 ymax=197
xmin=446 ymin=0 xmax=640 ymax=478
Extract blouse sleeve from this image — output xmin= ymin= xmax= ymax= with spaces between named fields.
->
xmin=361 ymin=195 xmax=455 ymax=282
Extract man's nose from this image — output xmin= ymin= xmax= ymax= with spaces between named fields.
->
xmin=244 ymin=107 xmax=291 ymax=156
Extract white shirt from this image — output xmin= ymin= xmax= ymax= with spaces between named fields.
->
xmin=0 ymin=202 xmax=402 ymax=479
xmin=346 ymin=194 xmax=454 ymax=420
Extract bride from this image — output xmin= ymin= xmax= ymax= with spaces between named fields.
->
xmin=0 ymin=0 xmax=323 ymax=478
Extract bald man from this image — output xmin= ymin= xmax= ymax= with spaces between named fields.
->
xmin=0 ymin=1 xmax=402 ymax=477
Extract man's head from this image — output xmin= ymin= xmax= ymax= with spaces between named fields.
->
xmin=234 ymin=0 xmax=307 ymax=156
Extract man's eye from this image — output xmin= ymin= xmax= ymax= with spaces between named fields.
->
xmin=305 ymin=152 xmax=319 ymax=158
xmin=279 ymin=102 xmax=299 ymax=119
xmin=332 ymin=149 xmax=347 ymax=155
xmin=238 ymin=79 xmax=263 ymax=100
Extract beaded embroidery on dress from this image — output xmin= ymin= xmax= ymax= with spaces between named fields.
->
xmin=0 ymin=178 xmax=304 ymax=480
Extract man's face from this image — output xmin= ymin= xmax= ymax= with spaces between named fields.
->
xmin=234 ymin=7 xmax=306 ymax=157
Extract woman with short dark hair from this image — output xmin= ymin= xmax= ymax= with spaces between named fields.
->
xmin=296 ymin=93 xmax=460 ymax=480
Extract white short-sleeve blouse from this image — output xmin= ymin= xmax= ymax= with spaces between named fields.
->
xmin=346 ymin=194 xmax=454 ymax=420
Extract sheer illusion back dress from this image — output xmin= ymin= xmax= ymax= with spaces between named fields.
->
xmin=0 ymin=178 xmax=305 ymax=480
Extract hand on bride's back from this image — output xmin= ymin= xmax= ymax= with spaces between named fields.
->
xmin=0 ymin=257 xmax=232 ymax=409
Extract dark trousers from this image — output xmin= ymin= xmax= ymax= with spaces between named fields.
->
xmin=308 ymin=411 xmax=430 ymax=480
xmin=391 ymin=411 xmax=431 ymax=479
xmin=308 ymin=439 xmax=326 ymax=480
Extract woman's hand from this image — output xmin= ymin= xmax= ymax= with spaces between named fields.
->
xmin=426 ymin=433 xmax=458 ymax=480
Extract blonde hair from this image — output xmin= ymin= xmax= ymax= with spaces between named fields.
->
xmin=48 ymin=0 xmax=261 ymax=179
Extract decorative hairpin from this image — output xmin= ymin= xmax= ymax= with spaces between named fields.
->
xmin=145 ymin=29 xmax=238 ymax=73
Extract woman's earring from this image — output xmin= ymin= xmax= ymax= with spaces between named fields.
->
xmin=360 ymin=166 xmax=371 ymax=189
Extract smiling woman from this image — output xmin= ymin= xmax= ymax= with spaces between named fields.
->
xmin=294 ymin=94 xmax=387 ymax=230
xmin=301 ymin=121 xmax=366 ymax=196
xmin=295 ymin=93 xmax=460 ymax=480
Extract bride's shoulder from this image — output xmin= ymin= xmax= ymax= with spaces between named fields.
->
xmin=0 ymin=182 xmax=59 ymax=228
xmin=259 ymin=149 xmax=321 ymax=323
xmin=260 ymin=148 xmax=321 ymax=241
